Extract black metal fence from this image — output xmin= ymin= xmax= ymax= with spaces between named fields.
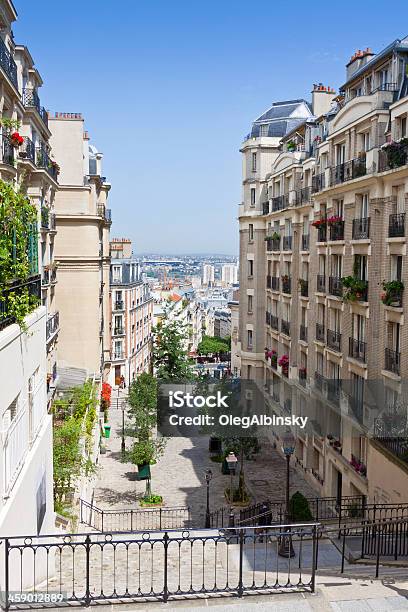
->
xmin=2 ymin=524 xmax=318 ymax=608
xmin=80 ymin=499 xmax=191 ymax=532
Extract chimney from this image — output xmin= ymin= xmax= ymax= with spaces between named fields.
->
xmin=311 ymin=83 xmax=337 ymax=117
xmin=346 ymin=47 xmax=375 ymax=79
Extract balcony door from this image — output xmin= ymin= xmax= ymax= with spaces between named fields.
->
xmin=354 ymin=255 xmax=367 ymax=281
xmin=387 ymin=322 xmax=400 ymax=353
xmin=357 ymin=193 xmax=369 ymax=219
xmin=336 ymin=143 xmax=346 ymax=165
xmin=331 ymin=255 xmax=342 ymax=278
xmin=353 ymin=314 xmax=365 ymax=343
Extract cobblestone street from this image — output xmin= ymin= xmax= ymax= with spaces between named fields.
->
xmin=90 ymin=394 xmax=317 ymax=525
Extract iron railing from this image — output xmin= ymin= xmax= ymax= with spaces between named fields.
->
xmin=352 ymin=217 xmax=370 ymax=239
xmin=36 ymin=146 xmax=59 ymax=181
xmin=328 ymin=276 xmax=342 ymax=297
xmin=0 ymin=35 xmax=17 ymax=88
xmin=329 ymin=158 xmax=366 ymax=186
xmin=296 ymin=186 xmax=311 ymax=205
xmin=21 ymin=88 xmax=48 ymax=128
xmin=329 ymin=220 xmax=344 ymax=241
xmin=312 ymin=172 xmax=325 ymax=193
xmin=281 ymin=319 xmax=290 ymax=336
xmin=113 ymin=326 xmax=125 ymax=335
xmin=266 ymin=237 xmax=280 ymax=251
xmin=270 ymin=314 xmax=279 ymax=330
xmin=349 ymin=337 xmax=367 ymax=362
xmin=271 ymin=194 xmax=288 ymax=211
xmin=80 ymin=499 xmax=191 ymax=532
xmin=282 ymin=235 xmax=292 ymax=250
xmin=388 ymin=212 xmax=405 ymax=237
xmin=271 ymin=276 xmax=279 ymax=291
xmin=384 ymin=347 xmax=401 ymax=375
xmin=373 ymin=435 xmax=408 ymax=463
xmin=316 ymin=323 xmax=325 ymax=343
xmin=316 ymin=274 xmax=326 ymax=292
xmin=327 ymin=329 xmax=341 ymax=352
xmin=18 ymin=136 xmax=36 ymax=164
xmin=0 ymin=276 xmax=41 ymax=331
xmin=317 ymin=225 xmax=327 ymax=242
xmin=3 ymin=524 xmax=319 ymax=607
xmin=114 ymin=300 xmax=124 ymax=310
xmin=378 ymin=142 xmax=408 ymax=172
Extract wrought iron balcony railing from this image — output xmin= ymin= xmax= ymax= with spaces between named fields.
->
xmin=114 ymin=300 xmax=124 ymax=310
xmin=271 ymin=195 xmax=289 ymax=211
xmin=329 ymin=220 xmax=344 ymax=241
xmin=266 ymin=237 xmax=280 ymax=252
xmin=0 ymin=36 xmax=17 ymax=89
xmin=316 ymin=322 xmax=325 ymax=342
xmin=384 ymin=347 xmax=401 ymax=375
xmin=270 ymin=315 xmax=279 ymax=330
xmin=388 ymin=213 xmax=405 ymax=238
xmin=317 ymin=225 xmax=327 ymax=242
xmin=378 ymin=142 xmax=408 ymax=172
xmin=349 ymin=337 xmax=367 ymax=362
xmin=352 ymin=217 xmax=370 ymax=239
xmin=295 ymin=186 xmax=311 ymax=205
xmin=36 ymin=146 xmax=59 ymax=181
xmin=281 ymin=319 xmax=290 ymax=336
xmin=21 ymin=88 xmax=48 ymax=128
xmin=316 ymin=274 xmax=326 ymax=293
xmin=312 ymin=172 xmax=325 ymax=193
xmin=114 ymin=327 xmax=125 ymax=336
xmin=18 ymin=136 xmax=36 ymax=164
xmin=328 ymin=276 xmax=343 ymax=297
xmin=327 ymin=329 xmax=342 ymax=352
xmin=0 ymin=276 xmax=41 ymax=331
xmin=329 ymin=158 xmax=366 ymax=186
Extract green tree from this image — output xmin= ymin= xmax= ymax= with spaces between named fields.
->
xmin=198 ymin=335 xmax=231 ymax=355
xmin=289 ymin=491 xmax=313 ymax=521
xmin=153 ymin=311 xmax=194 ymax=380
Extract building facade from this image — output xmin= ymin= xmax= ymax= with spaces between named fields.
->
xmin=202 ymin=264 xmax=215 ymax=286
xmin=239 ymin=37 xmax=408 ymax=504
xmin=221 ymin=263 xmax=238 ymax=286
xmin=48 ymin=114 xmax=111 ymax=379
xmin=109 ymin=238 xmax=153 ymax=386
xmin=0 ymin=0 xmax=55 ymax=541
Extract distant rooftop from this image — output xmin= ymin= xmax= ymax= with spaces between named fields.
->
xmin=247 ymin=99 xmax=313 ymax=139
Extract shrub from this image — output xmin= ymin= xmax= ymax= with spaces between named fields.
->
xmin=289 ymin=491 xmax=313 ymax=521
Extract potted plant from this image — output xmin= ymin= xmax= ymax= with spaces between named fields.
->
xmin=286 ymin=140 xmax=296 ymax=152
xmin=278 ymin=354 xmax=289 ymax=376
xmin=326 ymin=215 xmax=343 ymax=225
xmin=10 ymin=131 xmax=24 ymax=148
xmin=382 ymin=280 xmax=404 ymax=306
xmin=312 ymin=218 xmax=327 ymax=228
xmin=341 ymin=276 xmax=368 ymax=302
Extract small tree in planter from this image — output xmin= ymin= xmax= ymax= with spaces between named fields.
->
xmin=289 ymin=491 xmax=313 ymax=521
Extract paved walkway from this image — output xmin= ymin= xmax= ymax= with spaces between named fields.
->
xmin=89 ymin=391 xmax=317 ymax=527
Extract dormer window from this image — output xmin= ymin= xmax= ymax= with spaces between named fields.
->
xmin=259 ymin=124 xmax=268 ymax=137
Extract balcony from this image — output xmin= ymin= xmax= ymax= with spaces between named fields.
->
xmin=316 ymin=322 xmax=325 ymax=343
xmin=271 ymin=276 xmax=279 ymax=291
xmin=113 ymin=326 xmax=125 ymax=336
xmin=262 ymin=201 xmax=270 ymax=215
xmin=271 ymin=195 xmax=288 ymax=212
xmin=270 ymin=315 xmax=279 ymax=330
xmin=18 ymin=136 xmax=36 ymax=165
xmin=329 ymin=220 xmax=344 ymax=241
xmin=21 ymin=88 xmax=48 ymax=128
xmin=382 ymin=281 xmax=403 ymax=307
xmin=384 ymin=348 xmax=401 ymax=376
xmin=299 ymin=279 xmax=308 ymax=297
xmin=282 ymin=235 xmax=292 ymax=250
xmin=312 ymin=172 xmax=325 ymax=193
xmin=301 ymin=234 xmax=309 ymax=250
xmin=299 ymin=324 xmax=307 ymax=342
xmin=36 ymin=146 xmax=59 ymax=181
xmin=46 ymin=311 xmax=59 ymax=343
xmin=113 ymin=350 xmax=124 ymax=360
xmin=0 ymin=276 xmax=41 ymax=331
xmin=0 ymin=36 xmax=18 ymax=89
xmin=317 ymin=225 xmax=327 ymax=242
xmin=281 ymin=276 xmax=291 ymax=294
xmin=329 ymin=157 xmax=366 ymax=186
xmin=295 ymin=186 xmax=311 ymax=205
xmin=352 ymin=217 xmax=370 ymax=240
xmin=114 ymin=300 xmax=124 ymax=310
xmin=316 ymin=274 xmax=326 ymax=293
xmin=328 ymin=276 xmax=343 ymax=297
xmin=327 ymin=329 xmax=342 ymax=352
xmin=388 ymin=213 xmax=405 ymax=237
xmin=349 ymin=338 xmax=367 ymax=362
xmin=281 ymin=320 xmax=290 ymax=336
xmin=378 ymin=141 xmax=408 ymax=173
xmin=266 ymin=237 xmax=280 ymax=252
xmin=97 ymin=204 xmax=112 ymax=223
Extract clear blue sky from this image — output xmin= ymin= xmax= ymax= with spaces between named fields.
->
xmin=14 ymin=1 xmax=408 ymax=255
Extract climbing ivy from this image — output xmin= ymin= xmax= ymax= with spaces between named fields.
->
xmin=0 ymin=179 xmax=39 ymax=328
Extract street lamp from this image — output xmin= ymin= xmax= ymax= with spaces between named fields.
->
xmin=226 ymin=452 xmax=238 ymax=527
xmin=278 ymin=429 xmax=296 ymax=558
xmin=205 ymin=469 xmax=213 ymax=528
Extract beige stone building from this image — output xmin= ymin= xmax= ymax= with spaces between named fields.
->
xmin=49 ymin=114 xmax=111 ymax=379
xmin=239 ymin=37 xmax=408 ymax=505
xmin=108 ymin=238 xmax=153 ymax=386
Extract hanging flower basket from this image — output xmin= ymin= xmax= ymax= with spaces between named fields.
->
xmin=10 ymin=132 xmax=24 ymax=147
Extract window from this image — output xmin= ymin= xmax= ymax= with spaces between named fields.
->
xmin=250 ymin=188 xmax=256 ymax=207
xmin=248 ymin=260 xmax=254 ymax=277
xmin=3 ymin=395 xmax=19 ymax=431
xmin=251 ymin=152 xmax=257 ymax=172
xmin=357 ymin=193 xmax=369 ymax=218
xmin=247 ymin=330 xmax=253 ymax=349
xmin=336 ymin=143 xmax=346 ymax=164
xmin=259 ymin=124 xmax=268 ymax=137
xmin=401 ymin=116 xmax=407 ymax=139
xmin=354 ymin=255 xmax=367 ymax=281
xmin=112 ymin=266 xmax=121 ymax=282
xmin=391 ymin=255 xmax=403 ymax=281
xmin=360 ymin=131 xmax=370 ymax=152
xmin=248 ymin=224 xmax=254 ymax=241
xmin=353 ymin=314 xmax=365 ymax=342
xmin=248 ymin=295 xmax=253 ymax=313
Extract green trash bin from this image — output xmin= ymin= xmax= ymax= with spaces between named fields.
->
xmin=104 ymin=425 xmax=111 ymax=439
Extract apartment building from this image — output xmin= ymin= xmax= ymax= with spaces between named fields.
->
xmin=221 ymin=263 xmax=238 ymax=286
xmin=239 ymin=37 xmax=408 ymax=505
xmin=109 ymin=238 xmax=153 ymax=386
xmin=0 ymin=0 xmax=55 ymax=541
xmin=202 ymin=264 xmax=215 ymax=286
xmin=49 ymin=114 xmax=111 ymax=379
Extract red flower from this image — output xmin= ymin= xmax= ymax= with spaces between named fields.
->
xmin=10 ymin=131 xmax=23 ymax=146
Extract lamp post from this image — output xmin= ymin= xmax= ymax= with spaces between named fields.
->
xmin=226 ymin=452 xmax=238 ymax=528
xmin=205 ymin=469 xmax=213 ymax=528
xmin=278 ymin=429 xmax=296 ymax=558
